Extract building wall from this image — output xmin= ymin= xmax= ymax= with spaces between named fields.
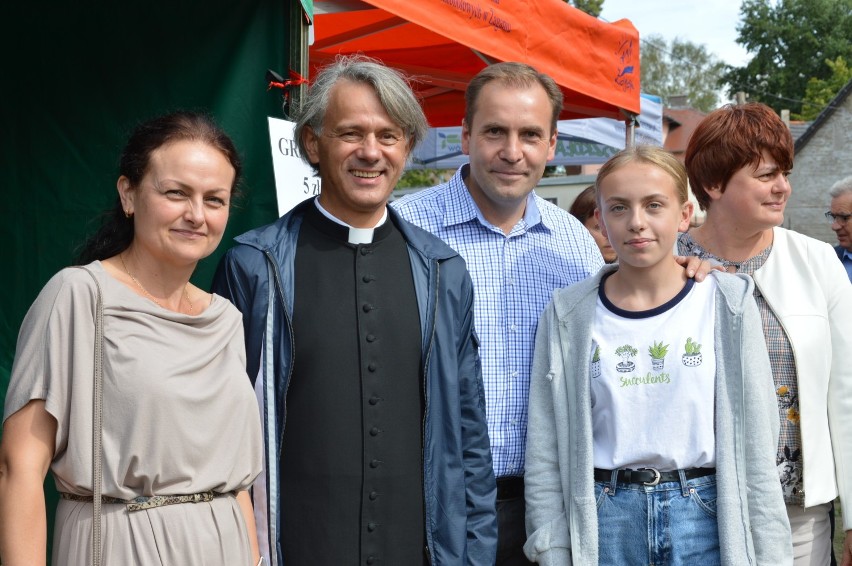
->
xmin=532 ymin=175 xmax=599 ymax=210
xmin=787 ymin=93 xmax=852 ymax=244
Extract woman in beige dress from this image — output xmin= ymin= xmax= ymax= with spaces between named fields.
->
xmin=0 ymin=111 xmax=263 ymax=565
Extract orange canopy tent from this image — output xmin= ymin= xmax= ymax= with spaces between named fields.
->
xmin=311 ymin=0 xmax=640 ymax=126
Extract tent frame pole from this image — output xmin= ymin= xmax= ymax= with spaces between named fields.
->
xmin=622 ymin=111 xmax=639 ymax=148
xmin=287 ymin=0 xmax=310 ymax=120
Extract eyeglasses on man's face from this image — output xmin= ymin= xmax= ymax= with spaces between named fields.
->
xmin=825 ymin=211 xmax=852 ymax=224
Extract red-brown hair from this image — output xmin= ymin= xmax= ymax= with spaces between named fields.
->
xmin=685 ymin=103 xmax=793 ymax=211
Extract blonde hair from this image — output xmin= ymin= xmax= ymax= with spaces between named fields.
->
xmin=595 ymin=145 xmax=689 ymax=204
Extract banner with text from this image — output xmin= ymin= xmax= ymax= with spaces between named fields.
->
xmin=268 ymin=117 xmax=321 ymax=215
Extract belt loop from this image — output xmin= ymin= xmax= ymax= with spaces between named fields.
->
xmin=678 ymin=469 xmax=690 ymax=496
xmin=609 ymin=469 xmax=619 ymax=495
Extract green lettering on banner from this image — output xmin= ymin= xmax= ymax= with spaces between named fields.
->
xmin=554 ymin=140 xmax=619 ymax=160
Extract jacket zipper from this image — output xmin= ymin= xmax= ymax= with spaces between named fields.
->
xmin=261 ymin=250 xmax=295 ymax=566
xmin=421 ymin=259 xmax=439 ymax=565
xmin=263 ymin=250 xmax=295 ymax=460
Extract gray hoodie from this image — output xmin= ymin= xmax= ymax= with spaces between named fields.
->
xmin=524 ymin=266 xmax=792 ymax=565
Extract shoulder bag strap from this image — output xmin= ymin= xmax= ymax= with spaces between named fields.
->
xmin=76 ymin=266 xmax=104 ymax=566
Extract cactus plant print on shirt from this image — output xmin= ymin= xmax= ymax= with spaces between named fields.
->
xmin=588 ymin=273 xmax=717 ymax=470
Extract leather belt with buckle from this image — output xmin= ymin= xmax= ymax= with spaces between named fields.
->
xmin=593 ymin=467 xmax=715 ymax=486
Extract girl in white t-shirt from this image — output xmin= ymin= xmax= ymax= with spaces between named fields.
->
xmin=523 ymin=146 xmax=792 ymax=565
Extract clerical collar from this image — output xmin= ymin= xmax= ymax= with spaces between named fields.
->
xmin=314 ymin=199 xmax=388 ymax=244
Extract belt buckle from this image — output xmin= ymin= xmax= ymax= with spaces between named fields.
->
xmin=639 ymin=467 xmax=661 ymax=486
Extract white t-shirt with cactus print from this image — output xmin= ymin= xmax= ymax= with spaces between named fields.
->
xmin=589 ymin=274 xmax=717 ymax=471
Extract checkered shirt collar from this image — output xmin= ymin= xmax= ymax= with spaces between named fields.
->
xmin=442 ymin=165 xmax=547 ymax=232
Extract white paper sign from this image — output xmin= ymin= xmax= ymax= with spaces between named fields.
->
xmin=268 ymin=117 xmax=322 ymax=215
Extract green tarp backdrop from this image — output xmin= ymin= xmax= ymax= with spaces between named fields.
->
xmin=1 ymin=1 xmax=295 ymax=557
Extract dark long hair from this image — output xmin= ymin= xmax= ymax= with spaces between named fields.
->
xmin=75 ymin=111 xmax=242 ymax=264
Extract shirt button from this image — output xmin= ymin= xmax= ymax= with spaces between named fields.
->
xmin=510 ymin=324 xmax=517 ymax=331
xmin=369 ymin=396 xmax=380 ymax=405
xmin=511 ymin=419 xmax=518 ymax=425
xmin=369 ymin=491 xmax=379 ymax=500
xmin=363 ymin=304 xmax=373 ymax=312
xmin=368 ymin=363 xmax=377 ymax=372
xmin=366 ymin=334 xmax=376 ymax=342
xmin=367 ymin=522 xmax=377 ymax=532
xmin=370 ymin=427 xmax=380 ymax=436
xmin=360 ymin=248 xmax=371 ymax=256
xmin=366 ymin=557 xmax=376 ymax=565
xmin=362 ymin=275 xmax=374 ymax=283
xmin=370 ymin=459 xmax=381 ymax=468
xmin=510 ymin=371 xmax=518 ymax=378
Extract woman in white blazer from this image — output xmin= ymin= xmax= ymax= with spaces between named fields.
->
xmin=676 ymin=102 xmax=852 ymax=566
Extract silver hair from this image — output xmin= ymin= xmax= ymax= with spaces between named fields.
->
xmin=829 ymin=175 xmax=852 ymax=198
xmin=295 ymin=54 xmax=428 ymax=172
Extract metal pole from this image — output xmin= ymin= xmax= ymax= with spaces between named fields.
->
xmin=624 ymin=113 xmax=639 ymax=148
xmin=287 ymin=0 xmax=310 ymax=120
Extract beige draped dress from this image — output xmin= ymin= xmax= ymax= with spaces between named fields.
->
xmin=4 ymin=261 xmax=263 ymax=565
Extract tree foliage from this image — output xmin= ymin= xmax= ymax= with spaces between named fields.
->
xmin=723 ymin=0 xmax=852 ymax=115
xmin=640 ymin=34 xmax=727 ymax=112
xmin=397 ymin=169 xmax=454 ymax=189
xmin=793 ymin=57 xmax=852 ymax=120
xmin=566 ymin=0 xmax=604 ymax=17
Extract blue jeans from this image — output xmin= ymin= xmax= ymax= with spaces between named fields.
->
xmin=595 ymin=471 xmax=721 ymax=566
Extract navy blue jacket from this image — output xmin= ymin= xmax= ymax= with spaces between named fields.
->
xmin=212 ymin=199 xmax=497 ymax=565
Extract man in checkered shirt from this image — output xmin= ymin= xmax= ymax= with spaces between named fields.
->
xmin=393 ymin=62 xmax=601 ymax=565
xmin=393 ymin=62 xmax=712 ymax=565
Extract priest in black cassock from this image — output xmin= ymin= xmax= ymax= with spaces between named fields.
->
xmin=213 ymin=55 xmax=497 ymax=566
